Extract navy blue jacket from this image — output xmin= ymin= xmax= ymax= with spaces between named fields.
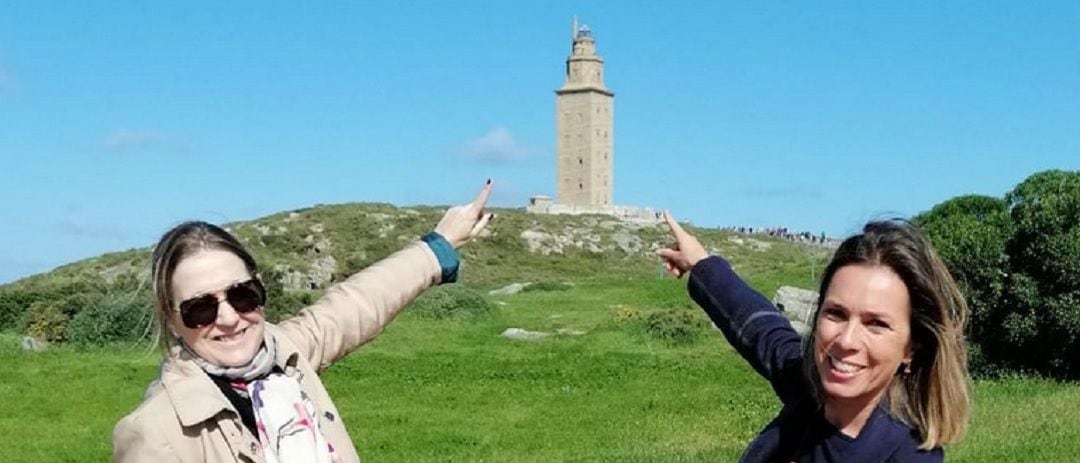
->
xmin=687 ymin=256 xmax=942 ymax=463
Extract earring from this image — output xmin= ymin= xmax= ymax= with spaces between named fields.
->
xmin=903 ymin=362 xmax=912 ymax=375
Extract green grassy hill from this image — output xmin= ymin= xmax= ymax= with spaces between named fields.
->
xmin=2 ymin=202 xmax=827 ymax=289
xmin=0 ymin=203 xmax=828 ymax=339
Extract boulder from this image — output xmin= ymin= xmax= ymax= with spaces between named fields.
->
xmin=308 ymin=255 xmax=337 ymax=288
xmin=501 ymin=328 xmax=549 ymax=341
xmin=773 ymin=286 xmax=818 ymax=325
xmin=21 ymin=336 xmax=47 ymax=352
xmin=520 ymin=230 xmax=556 ymax=254
xmin=612 ymin=229 xmax=642 ymax=254
xmin=789 ymin=320 xmax=811 ymax=336
xmin=489 ymin=283 xmax=529 ymax=296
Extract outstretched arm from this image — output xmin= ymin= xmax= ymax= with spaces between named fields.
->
xmin=278 ymin=181 xmax=494 ymax=371
xmin=658 ymin=212 xmax=805 ymax=402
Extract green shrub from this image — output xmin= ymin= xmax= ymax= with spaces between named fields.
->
xmin=408 ymin=284 xmax=494 ymax=320
xmin=521 ymin=282 xmax=574 ymax=293
xmin=260 ymin=267 xmax=319 ymax=323
xmin=66 ymin=294 xmax=151 ymax=345
xmin=1003 ymin=170 xmax=1080 ymax=376
xmin=25 ymin=299 xmax=78 ymax=342
xmin=0 ymin=290 xmax=37 ymax=331
xmin=614 ymin=306 xmax=643 ymax=324
xmin=259 ymin=232 xmax=305 ymax=253
xmin=915 ymin=194 xmax=1012 ymax=375
xmin=917 ymin=170 xmax=1080 ymax=378
xmin=642 ymin=310 xmax=707 ymax=345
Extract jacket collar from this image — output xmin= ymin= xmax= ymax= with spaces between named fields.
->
xmin=160 ymin=345 xmax=233 ymax=427
xmin=160 ymin=324 xmax=303 ymax=428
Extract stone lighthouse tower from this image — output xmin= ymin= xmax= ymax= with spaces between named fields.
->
xmin=555 ymin=18 xmax=614 ymax=206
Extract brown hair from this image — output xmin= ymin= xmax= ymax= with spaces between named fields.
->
xmin=149 ymin=221 xmax=259 ymax=350
xmin=803 ymin=219 xmax=970 ymax=448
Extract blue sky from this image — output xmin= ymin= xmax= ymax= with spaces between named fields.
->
xmin=2 ymin=1 xmax=1078 ymax=283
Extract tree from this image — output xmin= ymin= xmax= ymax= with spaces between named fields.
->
xmin=918 ymin=170 xmax=1080 ymax=377
xmin=914 ymin=195 xmax=1012 ymax=374
xmin=1003 ymin=170 xmax=1080 ymax=375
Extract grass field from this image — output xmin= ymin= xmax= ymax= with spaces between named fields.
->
xmin=3 ymin=277 xmax=1079 ymax=462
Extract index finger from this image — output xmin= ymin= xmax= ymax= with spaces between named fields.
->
xmin=472 ymin=179 xmax=493 ymax=209
xmin=663 ymin=210 xmax=690 ymax=239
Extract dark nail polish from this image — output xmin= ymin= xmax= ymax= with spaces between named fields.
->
xmin=486 ymin=178 xmax=492 ymax=185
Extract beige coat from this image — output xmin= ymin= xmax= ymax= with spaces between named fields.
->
xmin=113 ymin=242 xmax=443 ymax=463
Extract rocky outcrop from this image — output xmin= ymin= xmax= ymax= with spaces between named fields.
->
xmin=773 ymin=286 xmax=818 ymax=335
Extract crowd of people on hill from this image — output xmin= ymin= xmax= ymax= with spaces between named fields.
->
xmin=725 ymin=226 xmax=839 ymax=247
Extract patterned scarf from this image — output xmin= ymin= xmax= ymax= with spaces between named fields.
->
xmin=250 ymin=374 xmax=339 ymax=463
xmin=177 ymin=329 xmax=338 ymax=462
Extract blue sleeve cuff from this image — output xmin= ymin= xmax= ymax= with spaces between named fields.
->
xmin=421 ymin=231 xmax=460 ymax=284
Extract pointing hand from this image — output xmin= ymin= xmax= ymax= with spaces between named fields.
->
xmin=434 ymin=180 xmax=495 ymax=249
xmin=656 ymin=211 xmax=708 ymax=278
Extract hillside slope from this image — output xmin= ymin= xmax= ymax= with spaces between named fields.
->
xmin=0 ymin=203 xmax=830 ymax=335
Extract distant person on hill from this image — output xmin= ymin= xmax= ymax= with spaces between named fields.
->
xmin=113 ymin=181 xmax=495 ymax=463
xmin=658 ymin=213 xmax=970 ymax=462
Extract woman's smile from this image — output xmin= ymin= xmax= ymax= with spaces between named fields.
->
xmin=211 ymin=327 xmax=250 ymax=344
xmin=826 ymin=353 xmax=866 ymax=377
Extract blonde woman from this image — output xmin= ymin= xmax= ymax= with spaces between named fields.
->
xmin=114 ymin=182 xmax=493 ymax=463
xmin=659 ymin=215 xmax=969 ymax=462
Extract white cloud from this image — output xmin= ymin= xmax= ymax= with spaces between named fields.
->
xmin=459 ymin=127 xmax=532 ymax=164
xmin=103 ymin=129 xmax=189 ymax=153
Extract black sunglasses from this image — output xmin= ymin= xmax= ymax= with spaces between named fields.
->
xmin=178 ymin=278 xmax=266 ymax=329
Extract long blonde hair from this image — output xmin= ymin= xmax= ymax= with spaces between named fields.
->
xmin=803 ymin=220 xmax=970 ymax=449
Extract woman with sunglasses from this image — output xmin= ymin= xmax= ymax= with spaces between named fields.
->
xmin=114 ymin=182 xmax=494 ymax=463
xmin=658 ymin=213 xmax=970 ymax=462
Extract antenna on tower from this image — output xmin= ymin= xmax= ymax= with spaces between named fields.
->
xmin=572 ymin=16 xmax=579 ymax=39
